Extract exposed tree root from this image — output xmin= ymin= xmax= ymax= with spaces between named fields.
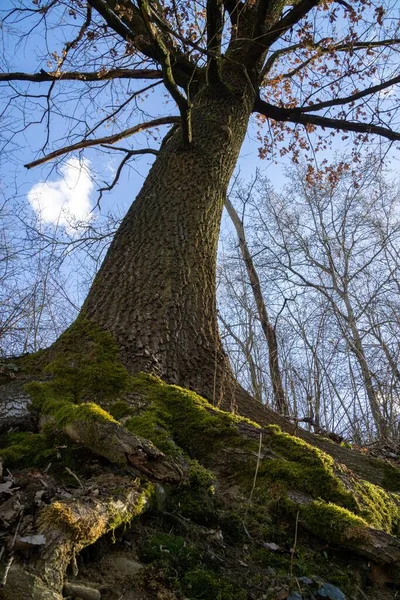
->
xmin=63 ymin=417 xmax=185 ymax=483
xmin=1 ymin=363 xmax=400 ymax=598
xmin=0 ymin=474 xmax=152 ymax=600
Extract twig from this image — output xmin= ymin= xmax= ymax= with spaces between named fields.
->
xmin=25 ymin=116 xmax=180 ymax=169
xmin=65 ymin=467 xmax=83 ymax=488
xmin=1 ymin=511 xmax=23 ymax=588
xmin=0 ymin=554 xmax=13 ymax=588
xmin=246 ymin=432 xmax=262 ymax=515
xmin=290 ymin=510 xmax=300 ymax=579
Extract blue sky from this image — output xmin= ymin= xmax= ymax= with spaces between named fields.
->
xmin=1 ymin=0 xmax=400 ymax=240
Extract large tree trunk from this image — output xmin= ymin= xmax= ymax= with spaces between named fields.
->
xmin=81 ymin=76 xmax=254 ymax=401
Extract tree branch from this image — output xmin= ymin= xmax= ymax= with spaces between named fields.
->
xmin=288 ymin=73 xmax=400 ymax=114
xmin=262 ymin=38 xmax=400 ymax=82
xmin=139 ymin=0 xmax=192 ymax=145
xmin=207 ymin=0 xmax=224 ymax=84
xmin=253 ymin=98 xmax=400 ymax=142
xmin=248 ymin=0 xmax=321 ymax=63
xmin=24 ymin=116 xmax=179 ymax=169
xmin=223 ymin=0 xmax=244 ymax=27
xmin=96 ymin=147 xmax=159 ymax=207
xmin=0 ymin=68 xmax=163 ymax=83
xmin=88 ymin=0 xmax=195 ymax=88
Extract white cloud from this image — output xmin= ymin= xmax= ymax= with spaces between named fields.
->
xmin=28 ymin=157 xmax=94 ymax=232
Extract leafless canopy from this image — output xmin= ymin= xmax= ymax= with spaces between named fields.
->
xmin=1 ymin=0 xmax=400 ymax=182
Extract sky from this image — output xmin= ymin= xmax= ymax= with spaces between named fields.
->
xmin=1 ymin=0 xmax=400 ymax=239
xmin=0 ymin=0 xmax=293 ymax=238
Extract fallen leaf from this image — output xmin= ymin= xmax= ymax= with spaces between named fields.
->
xmin=0 ymin=481 xmax=14 ymax=494
xmin=316 ymin=583 xmax=346 ymax=600
xmin=263 ymin=542 xmax=281 ymax=551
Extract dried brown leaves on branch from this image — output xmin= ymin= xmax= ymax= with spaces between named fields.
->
xmin=0 ymin=0 xmax=399 ymax=180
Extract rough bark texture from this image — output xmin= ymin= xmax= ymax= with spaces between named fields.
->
xmin=81 ymin=73 xmax=254 ymax=402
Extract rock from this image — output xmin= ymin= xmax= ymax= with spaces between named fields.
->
xmin=288 ymin=592 xmax=303 ymax=600
xmin=298 ymin=576 xmax=313 ymax=585
xmin=63 ymin=582 xmax=101 ymax=600
xmin=101 ymin=554 xmax=145 ymax=577
xmin=263 ymin=542 xmax=281 ymax=551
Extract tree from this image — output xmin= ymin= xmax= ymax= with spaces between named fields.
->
xmin=3 ymin=4 xmax=400 ymax=596
xmin=238 ymin=158 xmax=400 ymax=440
xmin=225 ymin=190 xmax=289 ymax=415
xmin=2 ymin=0 xmax=400 ymax=407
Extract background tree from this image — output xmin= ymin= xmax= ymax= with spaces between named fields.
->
xmin=220 ymin=158 xmax=400 ymax=442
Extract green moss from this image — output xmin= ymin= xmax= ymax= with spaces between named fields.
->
xmin=257 ymin=426 xmax=400 ymax=535
xmin=40 ymin=483 xmax=153 ymax=544
xmin=298 ymin=500 xmax=370 ymax=545
xmin=259 ymin=459 xmax=353 ymax=508
xmin=126 ymin=373 xmax=258 ymax=458
xmin=27 ymin=318 xmax=131 ymax=405
xmin=140 ymin=532 xmax=201 ymax=570
xmin=140 ymin=532 xmax=245 ymax=600
xmin=165 ymin=460 xmax=217 ymax=526
xmin=352 ymin=478 xmax=399 ymax=533
xmin=121 ymin=374 xmax=400 ymax=539
xmin=182 ymin=568 xmax=246 ymax=600
xmin=17 ymin=348 xmax=400 ymax=551
xmin=40 ymin=500 xmax=108 ymax=544
xmin=109 ymin=400 xmax=135 ymax=420
xmin=188 ymin=460 xmax=214 ymax=488
xmin=0 ymin=432 xmax=51 ymax=468
xmin=108 ymin=483 xmax=154 ymax=532
xmin=125 ymin=405 xmax=178 ymax=456
xmin=21 ymin=320 xmax=134 ymax=448
xmin=251 ymin=543 xmax=355 ymax=596
xmin=382 ymin=462 xmax=400 ymax=492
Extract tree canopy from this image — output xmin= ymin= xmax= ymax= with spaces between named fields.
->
xmin=1 ymin=0 xmax=400 ymax=179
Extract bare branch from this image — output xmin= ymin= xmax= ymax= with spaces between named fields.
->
xmin=24 ymin=117 xmax=179 ymax=169
xmin=247 ymin=0 xmax=321 ymax=63
xmin=0 ymin=69 xmax=163 ymax=83
xmin=223 ymin=0 xmax=244 ymax=27
xmin=139 ymin=0 xmax=192 ymax=145
xmin=207 ymin=0 xmax=223 ymax=84
xmin=263 ymin=38 xmax=400 ymax=83
xmin=253 ymin=98 xmax=400 ymax=142
xmin=87 ymin=0 xmax=195 ymax=88
xmin=288 ymin=73 xmax=400 ymax=114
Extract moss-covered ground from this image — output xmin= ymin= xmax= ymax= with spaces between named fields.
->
xmin=1 ymin=318 xmax=399 ymax=598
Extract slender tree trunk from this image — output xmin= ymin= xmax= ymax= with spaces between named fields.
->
xmin=80 ymin=77 xmax=255 ymax=401
xmin=225 ymin=197 xmax=289 ymax=414
xmin=342 ymin=293 xmax=386 ymax=438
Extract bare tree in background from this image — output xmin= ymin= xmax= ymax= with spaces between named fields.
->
xmin=220 ymin=159 xmax=400 ymax=442
xmin=225 ymin=181 xmax=289 ymax=415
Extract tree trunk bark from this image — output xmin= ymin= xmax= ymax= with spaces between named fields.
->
xmin=80 ymin=77 xmax=254 ymax=401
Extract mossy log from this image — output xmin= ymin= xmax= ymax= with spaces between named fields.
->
xmin=0 ymin=474 xmax=152 ymax=600
xmin=231 ymin=387 xmax=400 ymax=489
